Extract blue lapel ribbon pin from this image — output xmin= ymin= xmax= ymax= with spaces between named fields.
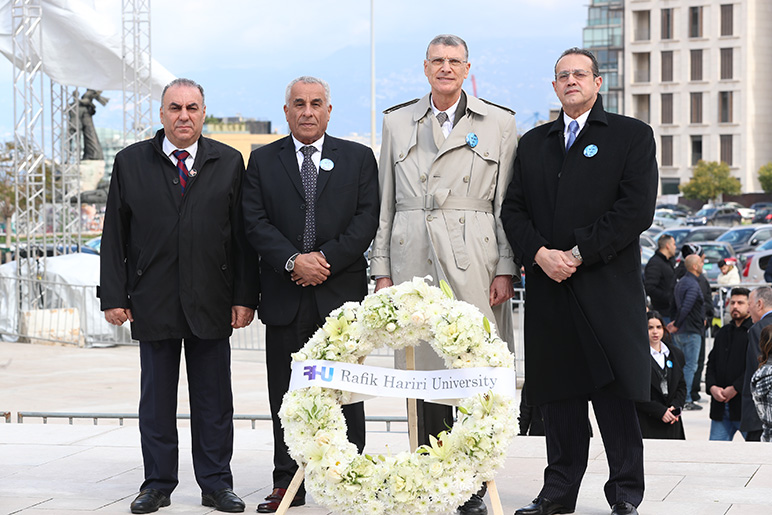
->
xmin=319 ymin=158 xmax=334 ymax=171
xmin=666 ymin=360 xmax=673 ymax=368
xmin=465 ymin=132 xmax=478 ymax=148
xmin=583 ymin=144 xmax=598 ymax=158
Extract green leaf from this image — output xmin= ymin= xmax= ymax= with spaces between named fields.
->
xmin=439 ymin=279 xmax=454 ymax=299
xmin=483 ymin=317 xmax=491 ymax=335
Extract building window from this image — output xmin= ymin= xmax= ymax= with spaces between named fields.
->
xmin=690 ymin=92 xmax=703 ymax=123
xmin=661 ymin=51 xmax=673 ymax=82
xmin=662 ymin=178 xmax=680 ymax=195
xmin=719 ymin=91 xmax=733 ymax=123
xmin=661 ymin=135 xmax=673 ymax=167
xmin=633 ymin=94 xmax=650 ymax=123
xmin=689 ymin=6 xmax=703 ymax=38
xmin=721 ymin=48 xmax=733 ymax=79
xmin=720 ymin=135 xmax=733 ymax=166
xmin=633 ymin=10 xmax=651 ymax=41
xmin=691 ymin=135 xmax=703 ymax=166
xmin=661 ymin=8 xmax=673 ymax=40
xmin=721 ymin=4 xmax=734 ymax=36
xmin=633 ymin=52 xmax=651 ymax=83
xmin=661 ymin=93 xmax=674 ymax=125
xmin=690 ymin=49 xmax=703 ymax=81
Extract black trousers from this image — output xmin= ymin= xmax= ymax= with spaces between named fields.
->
xmin=265 ymin=289 xmax=366 ymax=493
xmin=539 ymin=391 xmax=644 ymax=510
xmin=138 ymin=336 xmax=235 ymax=496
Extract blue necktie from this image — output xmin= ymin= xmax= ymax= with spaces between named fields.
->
xmin=565 ymin=120 xmax=579 ymax=151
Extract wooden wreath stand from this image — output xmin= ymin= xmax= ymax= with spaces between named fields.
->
xmin=276 ymin=346 xmax=503 ymax=515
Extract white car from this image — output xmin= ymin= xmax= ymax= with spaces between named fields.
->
xmin=721 ymin=202 xmax=755 ymax=222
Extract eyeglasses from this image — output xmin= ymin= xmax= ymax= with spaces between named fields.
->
xmin=427 ymin=57 xmax=467 ymax=69
xmin=555 ymin=69 xmax=596 ymax=82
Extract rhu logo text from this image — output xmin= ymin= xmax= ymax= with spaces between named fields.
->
xmin=303 ymin=365 xmax=334 ymax=382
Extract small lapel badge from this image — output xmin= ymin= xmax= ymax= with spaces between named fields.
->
xmin=583 ymin=144 xmax=598 ymax=158
xmin=465 ymin=132 xmax=478 ymax=148
xmin=320 ymin=158 xmax=334 ymax=171
xmin=188 ymin=169 xmax=198 ymax=177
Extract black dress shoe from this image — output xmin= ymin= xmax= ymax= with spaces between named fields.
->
xmin=610 ymin=501 xmax=638 ymax=515
xmin=130 ymin=489 xmax=170 ymax=514
xmin=256 ymin=488 xmax=306 ymax=513
xmin=515 ymin=497 xmax=574 ymax=515
xmin=457 ymin=492 xmax=488 ymax=515
xmin=202 ymin=488 xmax=245 ymax=513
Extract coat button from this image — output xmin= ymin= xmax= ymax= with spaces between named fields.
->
xmin=459 ymin=217 xmax=465 ymax=224
xmin=297 ymin=235 xmax=302 ymax=241
xmin=463 ymin=176 xmax=469 ymax=183
xmin=399 ymin=153 xmax=404 ymax=158
xmin=300 ymin=203 xmax=306 ymax=210
xmin=427 ymin=259 xmax=433 ymax=265
xmin=484 ymin=237 xmax=489 ymax=242
xmin=136 ymin=269 xmax=143 ymax=276
xmin=172 ymin=178 xmax=179 ymax=185
xmin=426 ymin=215 xmax=433 ymax=221
xmin=420 ymin=174 xmax=427 ymax=182
xmin=484 ymin=151 xmax=489 ymax=157
xmin=221 ymin=264 xmax=228 ymax=270
xmin=399 ymin=239 xmax=404 ymax=245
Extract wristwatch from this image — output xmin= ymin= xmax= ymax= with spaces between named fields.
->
xmin=285 ymin=253 xmax=300 ymax=272
xmin=570 ymin=245 xmax=583 ymax=263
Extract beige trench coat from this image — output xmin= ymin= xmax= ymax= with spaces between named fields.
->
xmin=370 ymin=91 xmax=518 ymax=370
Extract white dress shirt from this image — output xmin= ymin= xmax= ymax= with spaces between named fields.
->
xmin=431 ymin=95 xmax=461 ymax=138
xmin=163 ymin=136 xmax=198 ymax=170
xmin=292 ymin=134 xmax=324 ymax=173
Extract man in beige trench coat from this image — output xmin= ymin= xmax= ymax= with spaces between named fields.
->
xmin=370 ymin=34 xmax=518 ymax=515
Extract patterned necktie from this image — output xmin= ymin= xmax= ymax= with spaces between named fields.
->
xmin=565 ymin=120 xmax=579 ymax=151
xmin=436 ymin=111 xmax=449 ymax=138
xmin=173 ymin=149 xmax=190 ymax=195
xmin=300 ymin=145 xmax=318 ymax=253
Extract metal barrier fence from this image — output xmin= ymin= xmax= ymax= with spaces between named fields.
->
xmin=0 ymin=275 xmax=527 ymax=373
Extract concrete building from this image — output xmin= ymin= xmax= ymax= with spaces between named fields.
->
xmin=625 ymin=0 xmax=772 ymax=193
xmin=583 ymin=0 xmax=626 ymax=114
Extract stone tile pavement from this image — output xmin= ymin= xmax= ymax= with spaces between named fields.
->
xmin=1 ymin=341 xmax=772 ymax=514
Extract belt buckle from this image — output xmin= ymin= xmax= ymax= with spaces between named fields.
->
xmin=422 ymin=194 xmax=434 ymax=211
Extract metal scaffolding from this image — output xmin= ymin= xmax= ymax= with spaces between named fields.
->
xmin=12 ymin=0 xmax=47 ymax=308
xmin=122 ymin=0 xmax=153 ymax=146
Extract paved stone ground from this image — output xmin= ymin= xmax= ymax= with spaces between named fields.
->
xmin=2 ymin=341 xmax=772 ymax=515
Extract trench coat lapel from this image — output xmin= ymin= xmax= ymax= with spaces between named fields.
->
xmin=435 ymin=92 xmax=485 ymax=161
xmin=277 ymin=136 xmax=305 ymax=198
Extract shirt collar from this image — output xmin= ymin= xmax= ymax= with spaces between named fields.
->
xmin=162 ymin=136 xmax=198 ymax=161
xmin=292 ymin=134 xmax=324 ymax=154
xmin=650 ymin=342 xmax=670 ymax=359
xmin=563 ymin=109 xmax=591 ymax=135
xmin=430 ymin=94 xmax=461 ymax=126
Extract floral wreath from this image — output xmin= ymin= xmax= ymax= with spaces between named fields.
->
xmin=279 ymin=277 xmax=517 ymax=515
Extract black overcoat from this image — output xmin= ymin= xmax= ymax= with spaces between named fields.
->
xmin=242 ymin=135 xmax=379 ymax=325
xmin=99 ymin=129 xmax=259 ymax=341
xmin=636 ymin=344 xmax=687 ymax=439
xmin=501 ymin=96 xmax=657 ymax=405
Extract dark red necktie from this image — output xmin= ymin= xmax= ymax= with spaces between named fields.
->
xmin=173 ymin=149 xmax=190 ymax=195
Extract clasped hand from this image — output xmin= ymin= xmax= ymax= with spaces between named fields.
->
xmin=535 ymin=247 xmax=581 ymax=283
xmin=290 ymin=251 xmax=331 ymax=287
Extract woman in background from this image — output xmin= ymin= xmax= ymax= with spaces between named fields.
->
xmin=636 ymin=311 xmax=687 ymax=439
xmin=751 ymin=325 xmax=772 ymax=442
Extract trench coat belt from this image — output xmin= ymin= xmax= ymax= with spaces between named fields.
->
xmin=395 ymin=194 xmax=492 ymax=271
xmin=395 ymin=194 xmax=493 ymax=213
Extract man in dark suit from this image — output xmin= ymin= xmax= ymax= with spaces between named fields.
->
xmin=242 ymin=76 xmax=379 ymax=513
xmin=100 ymin=78 xmax=259 ymax=514
xmin=501 ymin=48 xmax=657 ymax=515
xmin=742 ymin=286 xmax=772 ymax=440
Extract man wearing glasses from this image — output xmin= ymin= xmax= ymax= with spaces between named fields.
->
xmin=370 ymin=34 xmax=517 ymax=515
xmin=501 ymin=48 xmax=657 ymax=515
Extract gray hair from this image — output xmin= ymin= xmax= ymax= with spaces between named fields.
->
xmin=753 ymin=286 xmax=772 ymax=308
xmin=285 ymin=76 xmax=331 ymax=107
xmin=162 ymin=78 xmax=205 ymax=106
xmin=426 ymin=34 xmax=469 ymax=61
xmin=554 ymin=47 xmax=600 ymax=78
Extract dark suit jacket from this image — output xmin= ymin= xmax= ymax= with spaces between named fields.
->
xmin=100 ymin=129 xmax=259 ymax=341
xmin=706 ymin=317 xmax=752 ymax=421
xmin=501 ymin=95 xmax=658 ymax=405
xmin=242 ymin=134 xmax=379 ymax=325
xmin=636 ymin=344 xmax=687 ymax=439
xmin=742 ymin=312 xmax=772 ymax=432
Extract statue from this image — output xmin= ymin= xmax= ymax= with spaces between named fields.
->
xmin=69 ymin=89 xmax=109 ymax=161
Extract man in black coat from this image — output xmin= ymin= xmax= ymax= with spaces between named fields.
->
xmin=742 ymin=286 xmax=772 ymax=440
xmin=706 ymin=287 xmax=752 ymax=440
xmin=644 ymin=233 xmax=676 ymax=321
xmin=100 ymin=78 xmax=259 ymax=514
xmin=501 ymin=48 xmax=657 ymax=515
xmin=241 ymin=76 xmax=379 ymax=513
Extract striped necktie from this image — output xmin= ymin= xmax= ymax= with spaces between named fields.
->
xmin=173 ymin=150 xmax=190 ymax=195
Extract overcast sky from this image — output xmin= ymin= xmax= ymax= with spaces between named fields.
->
xmin=0 ymin=0 xmax=588 ymax=142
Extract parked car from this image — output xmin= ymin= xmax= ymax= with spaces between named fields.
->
xmin=662 ymin=226 xmax=729 ymax=247
xmin=676 ymin=241 xmax=736 ymax=284
xmin=752 ymin=208 xmax=772 ymax=224
xmin=741 ymin=247 xmax=772 ymax=284
xmin=715 ymin=225 xmax=772 ymax=254
xmin=751 ymin=202 xmax=772 ymax=212
xmin=84 ymin=236 xmax=101 ymax=254
xmin=640 ymin=233 xmax=656 ymax=250
xmin=685 ymin=206 xmax=742 ymax=226
xmin=656 ymin=203 xmax=693 ymax=216
xmin=644 ymin=225 xmax=664 ymax=239
xmin=720 ymin=201 xmax=755 ymax=222
xmin=652 ymin=208 xmax=686 ymax=229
